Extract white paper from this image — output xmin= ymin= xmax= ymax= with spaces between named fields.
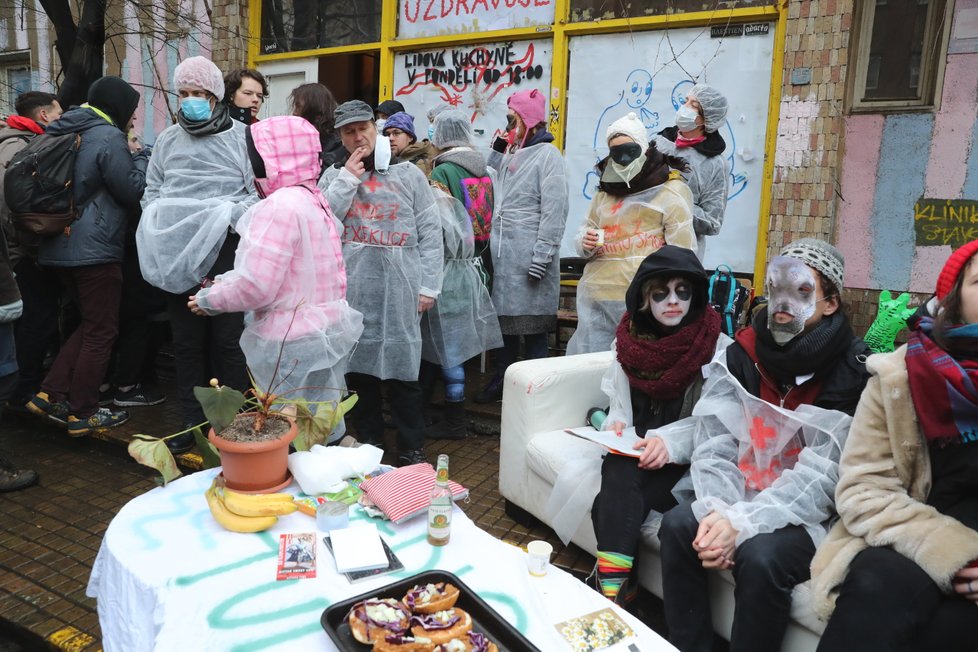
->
xmin=564 ymin=426 xmax=643 ymax=457
xmin=327 ymin=523 xmax=389 ymax=573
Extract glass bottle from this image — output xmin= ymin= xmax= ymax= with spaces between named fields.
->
xmin=427 ymin=454 xmax=452 ymax=546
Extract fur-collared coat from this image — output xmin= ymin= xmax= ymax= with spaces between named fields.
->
xmin=810 ymin=346 xmax=978 ymax=620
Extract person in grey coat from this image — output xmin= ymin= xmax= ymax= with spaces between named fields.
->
xmin=26 ymin=76 xmax=149 ymax=437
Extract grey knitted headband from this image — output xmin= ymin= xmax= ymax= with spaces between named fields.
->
xmin=779 ymin=238 xmax=845 ymax=292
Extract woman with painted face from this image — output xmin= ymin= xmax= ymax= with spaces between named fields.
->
xmin=566 ymin=112 xmax=696 ymax=355
xmin=222 ymin=69 xmax=267 ymax=125
xmin=474 ymin=88 xmax=569 ymax=404
xmin=810 ymin=239 xmax=978 ymax=651
xmin=136 ymin=56 xmax=257 ymax=454
xmin=653 ymin=83 xmax=729 ymax=260
xmin=649 ymin=238 xmax=870 ymax=652
xmin=582 ymin=246 xmax=728 ymax=604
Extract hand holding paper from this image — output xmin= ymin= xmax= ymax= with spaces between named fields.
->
xmin=563 ymin=426 xmax=643 ymax=457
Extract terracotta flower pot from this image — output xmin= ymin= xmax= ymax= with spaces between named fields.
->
xmin=208 ymin=413 xmax=297 ymax=493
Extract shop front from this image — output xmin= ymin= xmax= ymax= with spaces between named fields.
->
xmin=250 ymin=0 xmax=785 ymax=279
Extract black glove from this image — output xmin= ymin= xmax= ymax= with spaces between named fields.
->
xmin=491 ymin=136 xmax=508 ymax=153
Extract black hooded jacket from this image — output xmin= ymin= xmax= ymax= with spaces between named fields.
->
xmin=625 ymin=245 xmax=709 ymax=335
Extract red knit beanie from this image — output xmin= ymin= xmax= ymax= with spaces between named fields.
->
xmin=936 ymin=239 xmax=978 ymax=300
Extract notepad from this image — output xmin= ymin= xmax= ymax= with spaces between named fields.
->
xmin=327 ymin=523 xmax=390 ymax=573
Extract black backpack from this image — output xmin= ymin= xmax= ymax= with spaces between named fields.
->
xmin=4 ymin=132 xmax=81 ymax=236
xmin=708 ymin=264 xmax=751 ymax=337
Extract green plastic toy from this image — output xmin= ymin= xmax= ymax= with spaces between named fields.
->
xmin=863 ymin=290 xmax=916 ymax=353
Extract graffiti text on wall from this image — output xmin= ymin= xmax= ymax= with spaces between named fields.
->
xmin=402 ymin=0 xmax=552 ymax=25
xmin=914 ymin=198 xmax=978 ymax=248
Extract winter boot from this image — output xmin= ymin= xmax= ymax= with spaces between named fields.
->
xmin=427 ymin=401 xmax=468 ymax=440
xmin=0 ymin=455 xmax=38 ymax=493
xmin=473 ymin=374 xmax=504 ymax=404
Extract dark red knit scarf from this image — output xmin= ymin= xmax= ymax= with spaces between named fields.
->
xmin=906 ymin=317 xmax=978 ymax=443
xmin=615 ymin=306 xmax=721 ymax=400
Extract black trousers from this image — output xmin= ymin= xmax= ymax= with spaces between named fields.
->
xmin=818 ymin=547 xmax=978 ymax=652
xmin=591 ymin=454 xmax=688 ymax=556
xmin=347 ymin=372 xmax=425 ymax=452
xmin=659 ymin=500 xmax=815 ymax=652
xmin=164 ymin=237 xmax=247 ymax=425
xmin=110 ymin=251 xmax=165 ymax=387
xmin=12 ymin=258 xmax=60 ymax=400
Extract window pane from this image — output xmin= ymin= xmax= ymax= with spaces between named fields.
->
xmin=260 ymin=0 xmax=382 ymax=54
xmin=5 ymin=65 xmax=31 ymax=113
xmin=569 ymin=0 xmax=775 ymax=22
xmin=863 ymin=0 xmax=931 ymax=101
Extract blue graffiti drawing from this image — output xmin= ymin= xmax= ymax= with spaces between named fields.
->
xmin=670 ymin=80 xmax=748 ymax=201
xmin=592 ymin=69 xmax=656 ymax=150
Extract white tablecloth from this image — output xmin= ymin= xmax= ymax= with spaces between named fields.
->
xmin=87 ymin=468 xmax=675 ymax=651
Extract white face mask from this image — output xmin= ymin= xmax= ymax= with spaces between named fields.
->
xmin=374 ymin=133 xmax=392 ymax=172
xmin=766 ymin=257 xmax=818 ymax=345
xmin=676 ymin=104 xmax=700 ymax=133
xmin=375 ymin=118 xmax=386 ymax=132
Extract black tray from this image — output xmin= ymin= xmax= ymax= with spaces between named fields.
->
xmin=320 ymin=570 xmax=541 ymax=651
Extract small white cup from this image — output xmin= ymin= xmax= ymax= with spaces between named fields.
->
xmin=594 ymin=228 xmax=605 ymax=247
xmin=526 ymin=540 xmax=553 ymax=577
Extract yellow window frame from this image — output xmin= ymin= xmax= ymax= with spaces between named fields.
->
xmin=249 ymin=0 xmax=788 ymax=285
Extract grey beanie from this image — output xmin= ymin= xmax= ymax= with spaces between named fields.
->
xmin=780 ymin=238 xmax=845 ymax=291
xmin=333 ymin=100 xmax=374 ymax=129
xmin=432 ymin=110 xmax=473 ymax=149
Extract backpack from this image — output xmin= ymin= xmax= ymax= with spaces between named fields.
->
xmin=3 ymin=132 xmax=81 ymax=236
xmin=708 ymin=264 xmax=751 ymax=337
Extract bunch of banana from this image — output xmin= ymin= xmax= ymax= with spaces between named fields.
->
xmin=205 ymin=477 xmax=297 ymax=533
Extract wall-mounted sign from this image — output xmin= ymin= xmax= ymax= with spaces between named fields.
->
xmin=710 ymin=23 xmax=770 ymax=38
xmin=398 ymin=0 xmax=555 ymax=39
xmin=914 ymin=198 xmax=978 ymax=248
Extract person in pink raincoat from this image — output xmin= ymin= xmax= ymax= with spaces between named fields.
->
xmin=189 ymin=116 xmax=363 ymax=442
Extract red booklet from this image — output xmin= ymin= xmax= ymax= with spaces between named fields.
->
xmin=276 ymin=533 xmax=317 ymax=581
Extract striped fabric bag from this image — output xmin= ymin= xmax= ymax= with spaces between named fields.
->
xmin=359 ymin=463 xmax=469 ymax=524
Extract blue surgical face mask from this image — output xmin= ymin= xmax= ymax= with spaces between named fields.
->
xmin=428 ymin=125 xmax=435 ymax=140
xmin=181 ymin=97 xmax=212 ymax=122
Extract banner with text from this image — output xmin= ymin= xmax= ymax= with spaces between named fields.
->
xmin=397 ymin=0 xmax=555 ymax=39
xmin=392 ymin=39 xmax=552 ymax=150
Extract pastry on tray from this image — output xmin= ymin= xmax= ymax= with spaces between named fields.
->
xmin=433 ymin=631 xmax=499 ymax=652
xmin=348 ymin=598 xmax=411 ymax=644
xmin=371 ymin=632 xmax=435 ymax=651
xmin=409 ymin=607 xmax=473 ymax=645
xmin=402 ymin=582 xmax=460 ymax=614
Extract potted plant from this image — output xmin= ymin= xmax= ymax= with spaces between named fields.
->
xmin=128 ymin=368 xmax=357 ymax=489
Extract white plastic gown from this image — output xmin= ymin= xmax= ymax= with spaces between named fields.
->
xmin=544 ymin=335 xmax=731 ymax=544
xmin=318 ymin=162 xmax=443 ymax=381
xmin=421 ymin=188 xmax=503 ymax=367
xmin=655 ymin=353 xmax=854 ymax=547
xmin=566 ymin=178 xmax=695 ymax=355
xmin=137 ymin=120 xmax=257 ymax=293
xmin=652 ymin=135 xmax=729 ymax=260
xmin=487 ymin=141 xmax=569 ymax=320
xmin=193 ymin=117 xmax=363 ymax=442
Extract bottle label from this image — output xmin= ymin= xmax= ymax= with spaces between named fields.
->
xmin=428 ymin=504 xmax=452 ymax=539
xmin=436 ymin=466 xmax=449 ymax=484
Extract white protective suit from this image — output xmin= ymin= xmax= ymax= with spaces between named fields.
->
xmin=487 ymin=138 xmax=569 ymax=329
xmin=655 ymin=353 xmax=853 ymax=547
xmin=319 ymin=162 xmax=443 ymax=381
xmin=421 ymin=188 xmax=503 ymax=367
xmin=653 ymin=134 xmax=729 ymax=260
xmin=138 ymin=120 xmax=257 ymax=293
xmin=544 ymin=334 xmax=731 ymax=545
xmin=194 ymin=117 xmax=363 ymax=442
xmin=566 ymin=177 xmax=695 ymax=355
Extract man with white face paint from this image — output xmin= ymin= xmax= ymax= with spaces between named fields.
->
xmin=645 ymin=238 xmax=871 ymax=652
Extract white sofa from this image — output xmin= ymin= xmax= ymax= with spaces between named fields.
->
xmin=498 ymin=351 xmax=825 ymax=652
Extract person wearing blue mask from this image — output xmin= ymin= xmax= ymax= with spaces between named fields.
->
xmin=136 ymin=56 xmax=258 ymax=454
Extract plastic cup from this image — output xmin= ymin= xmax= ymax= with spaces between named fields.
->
xmin=594 ymin=228 xmax=605 ymax=247
xmin=526 ymin=540 xmax=553 ymax=577
xmin=316 ymin=500 xmax=349 ymax=532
